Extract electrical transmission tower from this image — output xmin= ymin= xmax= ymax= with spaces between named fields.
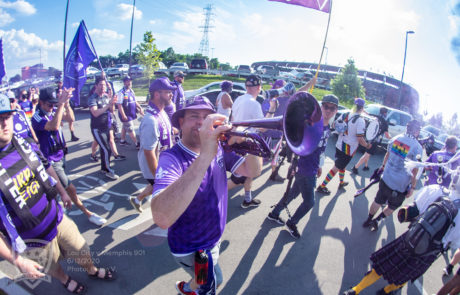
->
xmin=198 ymin=4 xmax=214 ymax=57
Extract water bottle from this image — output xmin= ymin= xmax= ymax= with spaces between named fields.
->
xmin=194 ymin=250 xmax=208 ymax=285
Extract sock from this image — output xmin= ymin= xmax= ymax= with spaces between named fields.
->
xmin=339 ymin=169 xmax=345 ymax=184
xmin=182 ymin=282 xmax=193 ymax=292
xmin=321 ymin=170 xmax=337 ymax=187
xmin=244 ymin=191 xmax=252 ymax=202
xmin=375 ymin=212 xmax=386 ymax=222
xmin=352 ymin=268 xmax=381 ymax=294
xmin=71 ymin=131 xmax=75 ymax=137
xmin=383 ymin=283 xmax=405 ymax=293
xmin=134 ymin=198 xmax=141 ymax=205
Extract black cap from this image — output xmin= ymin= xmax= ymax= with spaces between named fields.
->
xmin=245 ymin=74 xmax=262 ymax=87
xmin=123 ymin=75 xmax=132 ymax=82
xmin=322 ymin=94 xmax=339 ymax=106
xmin=39 ymin=88 xmax=58 ymax=104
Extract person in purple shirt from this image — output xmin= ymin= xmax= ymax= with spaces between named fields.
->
xmin=164 ymin=70 xmax=186 ymax=120
xmin=267 ymin=93 xmax=338 ymax=239
xmin=425 ymin=136 xmax=459 ymax=188
xmin=32 ymin=88 xmax=106 ymax=226
xmin=9 ymin=96 xmax=38 ymax=142
xmin=0 ymin=93 xmax=116 ymax=294
xmin=151 ymin=96 xmax=262 ymax=295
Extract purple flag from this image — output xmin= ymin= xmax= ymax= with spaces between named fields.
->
xmin=269 ymin=0 xmax=331 ymax=13
xmin=0 ymin=39 xmax=6 ymax=81
xmin=63 ymin=20 xmax=97 ymax=106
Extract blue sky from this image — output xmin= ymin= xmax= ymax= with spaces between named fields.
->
xmin=1 ymin=0 xmax=459 ymax=120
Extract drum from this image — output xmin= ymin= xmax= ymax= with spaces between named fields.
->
xmin=365 ymin=119 xmax=381 ymax=141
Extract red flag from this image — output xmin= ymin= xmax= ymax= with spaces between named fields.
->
xmin=268 ymin=0 xmax=330 ymax=13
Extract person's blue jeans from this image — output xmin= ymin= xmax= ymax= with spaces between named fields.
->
xmin=272 ymin=174 xmax=316 ymax=225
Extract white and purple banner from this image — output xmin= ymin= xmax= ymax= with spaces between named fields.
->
xmin=269 ymin=0 xmax=331 ymax=13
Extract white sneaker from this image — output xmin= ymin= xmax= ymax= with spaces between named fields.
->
xmin=88 ymin=213 xmax=107 ymax=226
xmin=103 ymin=170 xmax=119 ymax=180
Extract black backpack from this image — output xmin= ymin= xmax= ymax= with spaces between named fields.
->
xmin=404 ymin=196 xmax=459 ymax=256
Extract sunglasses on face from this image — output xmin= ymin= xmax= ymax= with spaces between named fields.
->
xmin=322 ymin=104 xmax=337 ymax=111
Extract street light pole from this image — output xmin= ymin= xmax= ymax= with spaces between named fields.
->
xmin=398 ymin=30 xmax=414 ymax=109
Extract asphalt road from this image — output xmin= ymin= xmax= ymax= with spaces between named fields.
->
xmin=0 ymin=110 xmax=454 ymax=295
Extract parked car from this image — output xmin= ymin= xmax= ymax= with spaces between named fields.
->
xmin=200 ymin=88 xmax=264 ymax=109
xmin=128 ymin=64 xmax=144 ymax=77
xmin=236 ymin=65 xmax=253 ymax=74
xmin=184 ymin=81 xmax=246 ymax=99
xmin=107 ymin=64 xmax=129 ymax=77
xmin=86 ymin=67 xmax=100 ymax=79
xmin=364 ymin=103 xmax=413 ymax=146
xmin=169 ymin=62 xmax=189 ymax=74
xmin=76 ymin=80 xmax=123 ymax=108
xmin=256 ymin=65 xmax=279 ymax=76
xmin=188 ymin=58 xmax=208 ymax=74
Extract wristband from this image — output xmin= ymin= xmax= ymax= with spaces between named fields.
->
xmin=268 ymin=111 xmax=275 ymax=114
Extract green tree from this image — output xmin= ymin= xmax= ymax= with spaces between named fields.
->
xmin=331 ymin=58 xmax=365 ymax=103
xmin=135 ymin=31 xmax=162 ymax=83
xmin=9 ymin=74 xmax=21 ymax=83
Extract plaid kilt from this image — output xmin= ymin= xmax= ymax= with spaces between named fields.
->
xmin=370 ymin=232 xmax=439 ymax=285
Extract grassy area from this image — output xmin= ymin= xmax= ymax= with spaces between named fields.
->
xmin=130 ymin=74 xmax=335 ymax=103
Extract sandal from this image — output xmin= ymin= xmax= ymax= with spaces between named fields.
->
xmin=88 ymin=267 xmax=116 ymax=281
xmin=63 ymin=276 xmax=87 ymax=294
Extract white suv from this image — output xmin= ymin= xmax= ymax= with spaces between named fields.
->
xmin=365 ymin=104 xmax=413 ymax=146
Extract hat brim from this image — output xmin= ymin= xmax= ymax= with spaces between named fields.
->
xmin=171 ymin=106 xmax=215 ymax=129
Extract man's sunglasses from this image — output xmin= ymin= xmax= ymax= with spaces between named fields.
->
xmin=322 ymin=104 xmax=337 ymax=111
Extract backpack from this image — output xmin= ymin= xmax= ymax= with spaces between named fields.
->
xmin=334 ymin=112 xmax=362 ymax=134
xmin=404 ymin=196 xmax=459 ymax=256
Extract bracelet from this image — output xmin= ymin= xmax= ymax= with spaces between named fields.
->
xmin=268 ymin=111 xmax=275 ymax=114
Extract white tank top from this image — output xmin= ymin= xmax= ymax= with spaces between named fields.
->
xmin=216 ymin=91 xmax=231 ymax=118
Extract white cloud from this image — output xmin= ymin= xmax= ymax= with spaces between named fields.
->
xmin=149 ymin=19 xmax=157 ymax=25
xmin=88 ymin=28 xmax=124 ymax=41
xmin=117 ymin=3 xmax=142 ymax=21
xmin=0 ymin=8 xmax=13 ymax=26
xmin=0 ymin=0 xmax=35 ymax=15
xmin=0 ymin=29 xmax=62 ymax=72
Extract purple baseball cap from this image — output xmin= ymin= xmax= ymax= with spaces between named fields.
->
xmin=354 ymin=97 xmax=365 ymax=107
xmin=149 ymin=77 xmax=177 ymax=93
xmin=171 ymin=95 xmax=216 ymax=128
xmin=271 ymin=79 xmax=286 ymax=89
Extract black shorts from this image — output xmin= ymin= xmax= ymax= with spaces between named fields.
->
xmin=230 ymin=174 xmax=246 ymax=185
xmin=366 ymin=143 xmax=378 ymax=155
xmin=375 ymin=180 xmax=407 ymax=210
xmin=146 ymin=179 xmax=154 ymax=185
xmin=334 ymin=148 xmax=353 ymax=170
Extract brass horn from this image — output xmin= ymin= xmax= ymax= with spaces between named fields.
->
xmin=221 ymin=91 xmax=323 ymax=158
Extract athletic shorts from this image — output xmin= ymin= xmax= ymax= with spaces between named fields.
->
xmin=375 ymin=179 xmax=407 ymax=210
xmin=51 ymin=158 xmax=71 ymax=189
xmin=366 ymin=143 xmax=378 ymax=155
xmin=122 ymin=120 xmax=135 ymax=132
xmin=334 ymin=148 xmax=353 ymax=170
xmin=230 ymin=174 xmax=246 ymax=185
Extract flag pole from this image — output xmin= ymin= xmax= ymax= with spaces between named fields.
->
xmin=83 ymin=21 xmax=113 ymax=94
xmin=63 ymin=0 xmax=70 ymax=74
xmin=309 ymin=0 xmax=333 ymax=93
xmin=128 ymin=0 xmax=136 ymax=72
